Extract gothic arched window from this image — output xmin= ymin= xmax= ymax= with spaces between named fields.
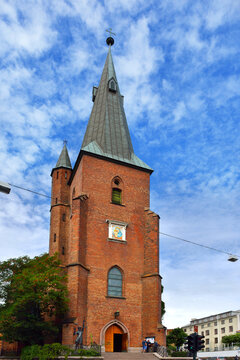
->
xmin=109 ymin=78 xmax=117 ymax=92
xmin=112 ymin=188 xmax=122 ymax=204
xmin=111 ymin=176 xmax=123 ymax=205
xmin=108 ymin=267 xmax=122 ymax=297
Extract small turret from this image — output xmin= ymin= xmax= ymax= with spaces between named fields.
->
xmin=49 ymin=142 xmax=72 ymax=263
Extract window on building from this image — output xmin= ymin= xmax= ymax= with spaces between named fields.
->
xmin=109 ymin=78 xmax=117 ymax=92
xmin=57 ymin=171 xmax=59 ymax=179
xmin=184 ymin=329 xmax=187 ymax=332
xmin=229 ymin=326 xmax=233 ymax=332
xmin=62 ymin=247 xmax=65 ymax=255
xmin=108 ymin=267 xmax=122 ymax=297
xmin=206 ymin=339 xmax=209 ymax=345
xmin=206 ymin=348 xmax=210 ymax=352
xmin=214 ymin=321 xmax=217 ymax=326
xmin=221 ymin=320 xmax=225 ymax=324
xmin=55 ymin=197 xmax=58 ymax=204
xmin=229 ymin=318 xmax=233 ymax=323
xmin=201 ymin=325 xmax=204 ymax=329
xmin=214 ymin=347 xmax=218 ymax=351
xmin=215 ymin=338 xmax=218 ymax=344
xmin=201 ymin=331 xmax=204 ymax=336
xmin=54 ymin=233 xmax=56 ymax=242
xmin=214 ymin=329 xmax=218 ymax=334
xmin=208 ymin=323 xmax=211 ymax=326
xmin=65 ymin=171 xmax=67 ymax=179
xmin=221 ymin=328 xmax=225 ymax=334
xmin=206 ymin=330 xmax=209 ymax=336
xmin=112 ymin=188 xmax=122 ymax=204
xmin=62 ymin=213 xmax=66 ymax=222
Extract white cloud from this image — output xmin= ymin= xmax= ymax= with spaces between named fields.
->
xmin=0 ymin=0 xmax=240 ymax=332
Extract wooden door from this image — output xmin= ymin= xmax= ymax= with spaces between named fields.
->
xmin=105 ymin=325 xmax=123 ymax=352
xmin=122 ymin=333 xmax=128 ymax=351
xmin=105 ymin=326 xmax=113 ymax=352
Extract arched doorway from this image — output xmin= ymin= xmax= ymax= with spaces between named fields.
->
xmin=102 ymin=322 xmax=129 ymax=352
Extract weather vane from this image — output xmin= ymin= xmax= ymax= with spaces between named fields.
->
xmin=63 ymin=140 xmax=68 ymax=146
xmin=106 ymin=28 xmax=116 ymax=37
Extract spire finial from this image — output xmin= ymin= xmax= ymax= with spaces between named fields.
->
xmin=106 ymin=28 xmax=116 ymax=46
xmin=63 ymin=140 xmax=67 ymax=146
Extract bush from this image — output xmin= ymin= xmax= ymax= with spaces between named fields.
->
xmin=21 ymin=343 xmax=101 ymax=360
xmin=171 ymin=351 xmax=189 ymax=357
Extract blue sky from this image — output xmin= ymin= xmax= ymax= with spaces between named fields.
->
xmin=0 ymin=0 xmax=240 ymax=329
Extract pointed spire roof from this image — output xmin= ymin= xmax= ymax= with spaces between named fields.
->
xmin=54 ymin=142 xmax=72 ymax=170
xmin=80 ymin=39 xmax=153 ymax=173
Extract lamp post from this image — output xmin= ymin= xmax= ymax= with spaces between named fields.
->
xmin=0 ymin=181 xmax=11 ymax=194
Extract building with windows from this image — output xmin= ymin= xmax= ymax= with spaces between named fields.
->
xmin=182 ymin=310 xmax=240 ymax=352
xmin=49 ymin=36 xmax=166 ymax=352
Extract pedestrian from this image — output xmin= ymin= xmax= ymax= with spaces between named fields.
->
xmin=142 ymin=338 xmax=147 ymax=353
xmin=146 ymin=339 xmax=151 ymax=352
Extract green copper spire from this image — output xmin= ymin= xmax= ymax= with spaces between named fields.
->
xmin=55 ymin=142 xmax=72 ymax=170
xmin=80 ymin=39 xmax=152 ymax=173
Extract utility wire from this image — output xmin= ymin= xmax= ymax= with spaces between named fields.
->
xmin=7 ymin=182 xmax=239 ymax=258
xmin=9 ymin=183 xmax=52 ymax=199
xmin=160 ymin=232 xmax=239 ymax=257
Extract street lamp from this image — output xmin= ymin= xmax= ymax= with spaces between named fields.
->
xmin=0 ymin=181 xmax=11 ymax=194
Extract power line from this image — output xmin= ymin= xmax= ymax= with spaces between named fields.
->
xmin=5 ymin=182 xmax=240 ymax=259
xmin=9 ymin=183 xmax=52 ymax=199
xmin=160 ymin=232 xmax=239 ymax=258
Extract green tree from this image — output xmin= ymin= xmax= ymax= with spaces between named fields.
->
xmin=0 ymin=253 xmax=68 ymax=345
xmin=167 ymin=328 xmax=188 ymax=349
xmin=222 ymin=333 xmax=240 ymax=346
xmin=161 ymin=285 xmax=166 ymax=319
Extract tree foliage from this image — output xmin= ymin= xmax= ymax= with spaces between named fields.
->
xmin=0 ymin=253 xmax=68 ymax=345
xmin=167 ymin=328 xmax=188 ymax=348
xmin=161 ymin=285 xmax=166 ymax=319
xmin=222 ymin=333 xmax=240 ymax=346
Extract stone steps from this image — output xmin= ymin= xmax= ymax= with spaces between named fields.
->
xmin=103 ymin=353 xmax=156 ymax=360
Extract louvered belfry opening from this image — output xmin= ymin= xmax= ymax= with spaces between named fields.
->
xmin=112 ymin=188 xmax=122 ymax=204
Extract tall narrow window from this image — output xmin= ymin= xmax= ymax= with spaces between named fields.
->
xmin=108 ymin=267 xmax=122 ymax=297
xmin=112 ymin=188 xmax=121 ymax=204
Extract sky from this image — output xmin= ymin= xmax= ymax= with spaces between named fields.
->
xmin=0 ymin=0 xmax=240 ymax=330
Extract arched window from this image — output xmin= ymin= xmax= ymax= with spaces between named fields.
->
xmin=112 ymin=188 xmax=122 ymax=204
xmin=109 ymin=78 xmax=117 ymax=92
xmin=108 ymin=267 xmax=122 ymax=297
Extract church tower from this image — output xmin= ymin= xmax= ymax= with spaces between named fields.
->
xmin=49 ymin=36 xmax=166 ymax=352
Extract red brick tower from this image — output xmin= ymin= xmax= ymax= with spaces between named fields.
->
xmin=50 ymin=142 xmax=72 ymax=265
xmin=49 ymin=37 xmax=166 ymax=352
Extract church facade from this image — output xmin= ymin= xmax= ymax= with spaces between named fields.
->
xmin=49 ymin=37 xmax=166 ymax=352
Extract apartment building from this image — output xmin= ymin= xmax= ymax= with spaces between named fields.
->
xmin=182 ymin=310 xmax=240 ymax=352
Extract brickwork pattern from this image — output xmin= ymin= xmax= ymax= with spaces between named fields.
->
xmin=49 ymin=154 xmax=165 ymax=349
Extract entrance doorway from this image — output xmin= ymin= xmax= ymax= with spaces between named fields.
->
xmin=114 ymin=334 xmax=122 ymax=352
xmin=105 ymin=324 xmax=128 ymax=352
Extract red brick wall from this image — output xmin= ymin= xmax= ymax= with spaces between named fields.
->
xmin=49 ymin=167 xmax=72 ymax=265
xmin=50 ymin=154 xmax=165 ymax=349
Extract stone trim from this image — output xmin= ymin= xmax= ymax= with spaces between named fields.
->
xmin=99 ymin=319 xmax=130 ymax=348
xmin=141 ymin=273 xmax=162 ymax=279
xmin=107 ymin=238 xmax=127 ymax=244
xmin=66 ymin=262 xmax=90 ymax=272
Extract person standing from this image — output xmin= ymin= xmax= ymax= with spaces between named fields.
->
xmin=142 ymin=339 xmax=147 ymax=353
